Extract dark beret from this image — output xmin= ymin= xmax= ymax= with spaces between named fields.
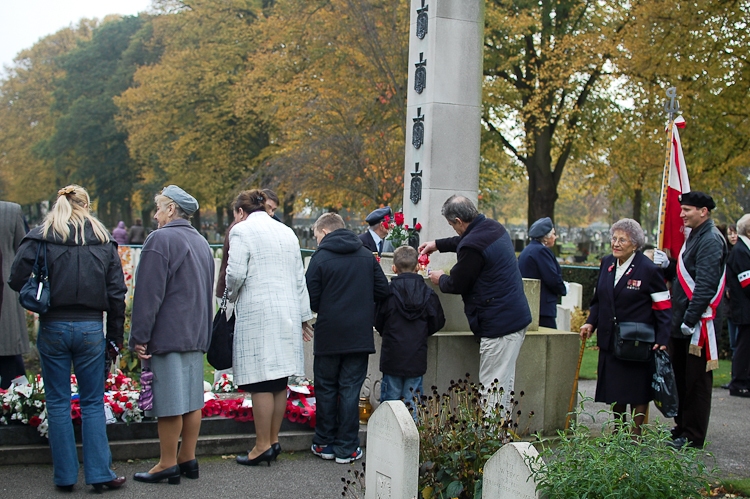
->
xmin=528 ymin=217 xmax=554 ymax=239
xmin=679 ymin=191 xmax=715 ymax=211
xmin=365 ymin=206 xmax=392 ymax=225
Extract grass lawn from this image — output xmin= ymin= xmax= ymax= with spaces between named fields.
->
xmin=578 ymin=347 xmax=732 ymax=388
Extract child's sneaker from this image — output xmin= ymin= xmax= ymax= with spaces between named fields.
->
xmin=310 ymin=443 xmax=335 ymax=460
xmin=335 ymin=447 xmax=363 ymax=464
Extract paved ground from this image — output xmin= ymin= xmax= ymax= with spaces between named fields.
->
xmin=0 ymin=381 xmax=747 ymax=497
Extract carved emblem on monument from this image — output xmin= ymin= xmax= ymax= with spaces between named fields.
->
xmin=410 ymin=163 xmax=422 ymax=204
xmin=416 ymin=1 xmax=428 ymax=39
xmin=414 ymin=53 xmax=427 ymax=94
xmin=412 ymin=108 xmax=424 ymax=149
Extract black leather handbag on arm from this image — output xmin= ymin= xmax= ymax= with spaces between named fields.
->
xmin=207 ymin=290 xmax=235 ymax=370
xmin=18 ymin=241 xmax=51 ymax=315
xmin=613 ymin=321 xmax=655 ymax=362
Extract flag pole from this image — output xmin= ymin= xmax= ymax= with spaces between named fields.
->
xmin=657 ymin=87 xmax=680 ymax=252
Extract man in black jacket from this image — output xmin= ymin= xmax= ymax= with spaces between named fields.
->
xmin=419 ymin=195 xmax=531 ymax=409
xmin=306 ymin=213 xmax=389 ymax=464
xmin=726 ymin=213 xmax=750 ymax=398
xmin=669 ymin=191 xmax=727 ymax=449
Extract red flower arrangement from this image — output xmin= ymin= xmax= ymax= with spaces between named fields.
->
xmin=383 ymin=212 xmax=422 ymax=248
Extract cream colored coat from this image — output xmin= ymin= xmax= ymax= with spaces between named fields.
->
xmin=225 ymin=212 xmax=313 ymax=386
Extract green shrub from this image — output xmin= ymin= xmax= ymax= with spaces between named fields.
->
xmin=526 ymin=402 xmax=716 ymax=499
xmin=416 ymin=375 xmax=533 ymax=499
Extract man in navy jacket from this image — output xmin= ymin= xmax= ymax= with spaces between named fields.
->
xmin=419 ymin=195 xmax=531 ymax=408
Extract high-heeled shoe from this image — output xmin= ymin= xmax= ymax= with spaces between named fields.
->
xmin=133 ymin=464 xmax=181 ymax=484
xmin=236 ymin=447 xmax=275 ymax=467
xmin=92 ymin=476 xmax=126 ymax=493
xmin=271 ymin=442 xmax=282 ymax=461
xmin=178 ymin=459 xmax=199 ymax=479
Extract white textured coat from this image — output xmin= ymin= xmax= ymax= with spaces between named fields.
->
xmin=225 ymin=212 xmax=313 ymax=386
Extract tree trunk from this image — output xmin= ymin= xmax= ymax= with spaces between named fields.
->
xmin=632 ymin=189 xmax=642 ymax=223
xmin=282 ymin=192 xmax=296 ymax=227
xmin=526 ymin=164 xmax=558 ymax=225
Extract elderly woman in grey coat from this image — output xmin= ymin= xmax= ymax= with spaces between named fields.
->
xmin=226 ymin=189 xmax=314 ymax=467
xmin=129 ymin=186 xmax=214 ymax=484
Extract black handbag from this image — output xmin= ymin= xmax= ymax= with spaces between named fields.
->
xmin=18 ymin=241 xmax=51 ymax=315
xmin=207 ymin=291 xmax=235 ymax=370
xmin=613 ymin=321 xmax=655 ymax=362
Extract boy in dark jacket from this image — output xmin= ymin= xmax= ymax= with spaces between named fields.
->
xmin=306 ymin=213 xmax=390 ymax=464
xmin=375 ymin=246 xmax=445 ymax=419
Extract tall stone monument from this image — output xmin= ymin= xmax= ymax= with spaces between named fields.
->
xmin=402 ymin=0 xmax=484 ymax=256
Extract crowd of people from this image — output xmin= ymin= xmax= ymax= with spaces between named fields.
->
xmin=1 ymin=183 xmax=748 ymax=491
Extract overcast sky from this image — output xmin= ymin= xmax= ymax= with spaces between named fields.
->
xmin=0 ymin=0 xmax=153 ymax=71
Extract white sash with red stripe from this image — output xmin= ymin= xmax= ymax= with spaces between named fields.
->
xmin=739 ymin=235 xmax=750 ymax=288
xmin=676 ymin=243 xmax=725 ymax=371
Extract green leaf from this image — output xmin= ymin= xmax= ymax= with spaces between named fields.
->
xmin=445 ymin=481 xmax=463 ymax=498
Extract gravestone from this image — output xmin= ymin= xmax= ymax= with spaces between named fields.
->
xmin=482 ymin=442 xmax=540 ymax=499
xmin=556 ymin=304 xmax=572 ymax=332
xmin=365 ymin=401 xmax=419 ymax=499
xmin=561 ymin=282 xmax=583 ymax=310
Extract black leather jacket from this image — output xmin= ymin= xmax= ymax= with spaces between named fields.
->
xmin=9 ymin=222 xmax=126 ymax=343
xmin=670 ymin=218 xmax=727 ymax=336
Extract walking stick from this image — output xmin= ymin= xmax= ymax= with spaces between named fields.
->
xmin=565 ymin=338 xmax=587 ymax=430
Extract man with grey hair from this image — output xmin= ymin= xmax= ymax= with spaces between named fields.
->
xmin=419 ymin=195 xmax=531 ymax=408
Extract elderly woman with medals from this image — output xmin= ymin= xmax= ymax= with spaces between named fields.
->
xmin=580 ymin=218 xmax=672 ymax=435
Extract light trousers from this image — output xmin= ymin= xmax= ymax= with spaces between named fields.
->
xmin=479 ymin=328 xmax=527 ymax=411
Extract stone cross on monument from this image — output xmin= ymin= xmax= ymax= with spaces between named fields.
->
xmin=402 ymin=0 xmax=484 ymax=258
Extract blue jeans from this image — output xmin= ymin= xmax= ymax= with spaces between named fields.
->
xmin=37 ymin=321 xmax=116 ymax=486
xmin=313 ymin=353 xmax=368 ymax=459
xmin=380 ymin=374 xmax=422 ymax=420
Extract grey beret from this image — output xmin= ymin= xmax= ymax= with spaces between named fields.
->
xmin=528 ymin=217 xmax=553 ymax=239
xmin=365 ymin=206 xmax=392 ymax=225
xmin=161 ymin=185 xmax=199 ymax=216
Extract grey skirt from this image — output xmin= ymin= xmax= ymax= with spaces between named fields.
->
xmin=146 ymin=351 xmax=204 ymax=418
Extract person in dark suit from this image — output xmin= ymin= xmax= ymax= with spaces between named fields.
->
xmin=518 ymin=217 xmax=568 ymax=328
xmin=359 ymin=207 xmax=394 ymax=255
xmin=580 ymin=218 xmax=671 ymax=436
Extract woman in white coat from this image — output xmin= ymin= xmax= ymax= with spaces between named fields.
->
xmin=225 ymin=189 xmax=314 ymax=466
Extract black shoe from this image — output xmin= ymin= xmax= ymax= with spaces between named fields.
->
xmin=721 ymin=383 xmax=730 ymax=389
xmin=669 ymin=426 xmax=681 ymax=440
xmin=55 ymin=484 xmax=74 ymax=492
xmin=133 ymin=465 xmax=181 ymax=484
xmin=271 ymin=442 xmax=282 ymax=461
xmin=178 ymin=459 xmax=199 ymax=479
xmin=92 ymin=476 xmax=126 ymax=493
xmin=668 ymin=436 xmax=689 ymax=449
xmin=730 ymin=388 xmax=750 ymax=397
xmin=236 ymin=447 xmax=275 ymax=467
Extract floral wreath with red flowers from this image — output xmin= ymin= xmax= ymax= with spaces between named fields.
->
xmin=382 ymin=211 xmax=422 ymax=248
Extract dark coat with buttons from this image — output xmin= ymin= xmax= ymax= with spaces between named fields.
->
xmin=518 ymin=240 xmax=567 ymax=319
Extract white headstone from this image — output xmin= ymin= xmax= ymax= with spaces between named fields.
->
xmin=561 ymin=282 xmax=583 ymax=310
xmin=482 ymin=442 xmax=540 ymax=499
xmin=556 ymin=304 xmax=572 ymax=332
xmin=365 ymin=401 xmax=420 ymax=499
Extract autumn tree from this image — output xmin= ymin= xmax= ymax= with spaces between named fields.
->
xmin=116 ymin=0 xmax=270 ymax=228
xmin=0 ymin=22 xmax=96 ymax=205
xmin=235 ymin=0 xmax=409 ymax=214
xmin=483 ymin=0 xmax=630 ymax=224
xmin=36 ymin=15 xmax=157 ymax=226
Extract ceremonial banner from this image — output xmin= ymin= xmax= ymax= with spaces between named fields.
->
xmin=659 ymin=116 xmax=690 ymax=258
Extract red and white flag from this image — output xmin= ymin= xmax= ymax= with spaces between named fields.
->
xmin=659 ymin=116 xmax=690 ymax=258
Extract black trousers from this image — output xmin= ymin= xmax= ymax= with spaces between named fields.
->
xmin=0 ymin=354 xmax=26 ymax=390
xmin=669 ymin=336 xmax=713 ymax=446
xmin=729 ymin=324 xmax=750 ymax=391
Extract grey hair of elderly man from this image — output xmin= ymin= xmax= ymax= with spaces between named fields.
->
xmin=610 ymin=218 xmax=646 ymax=251
xmin=737 ymin=214 xmax=750 ymax=237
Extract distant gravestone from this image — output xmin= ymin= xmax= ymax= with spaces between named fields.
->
xmin=482 ymin=442 xmax=540 ymax=499
xmin=365 ymin=401 xmax=419 ymax=499
xmin=561 ymin=282 xmax=583 ymax=310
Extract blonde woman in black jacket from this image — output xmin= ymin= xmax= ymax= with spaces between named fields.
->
xmin=9 ymin=185 xmax=126 ymax=493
